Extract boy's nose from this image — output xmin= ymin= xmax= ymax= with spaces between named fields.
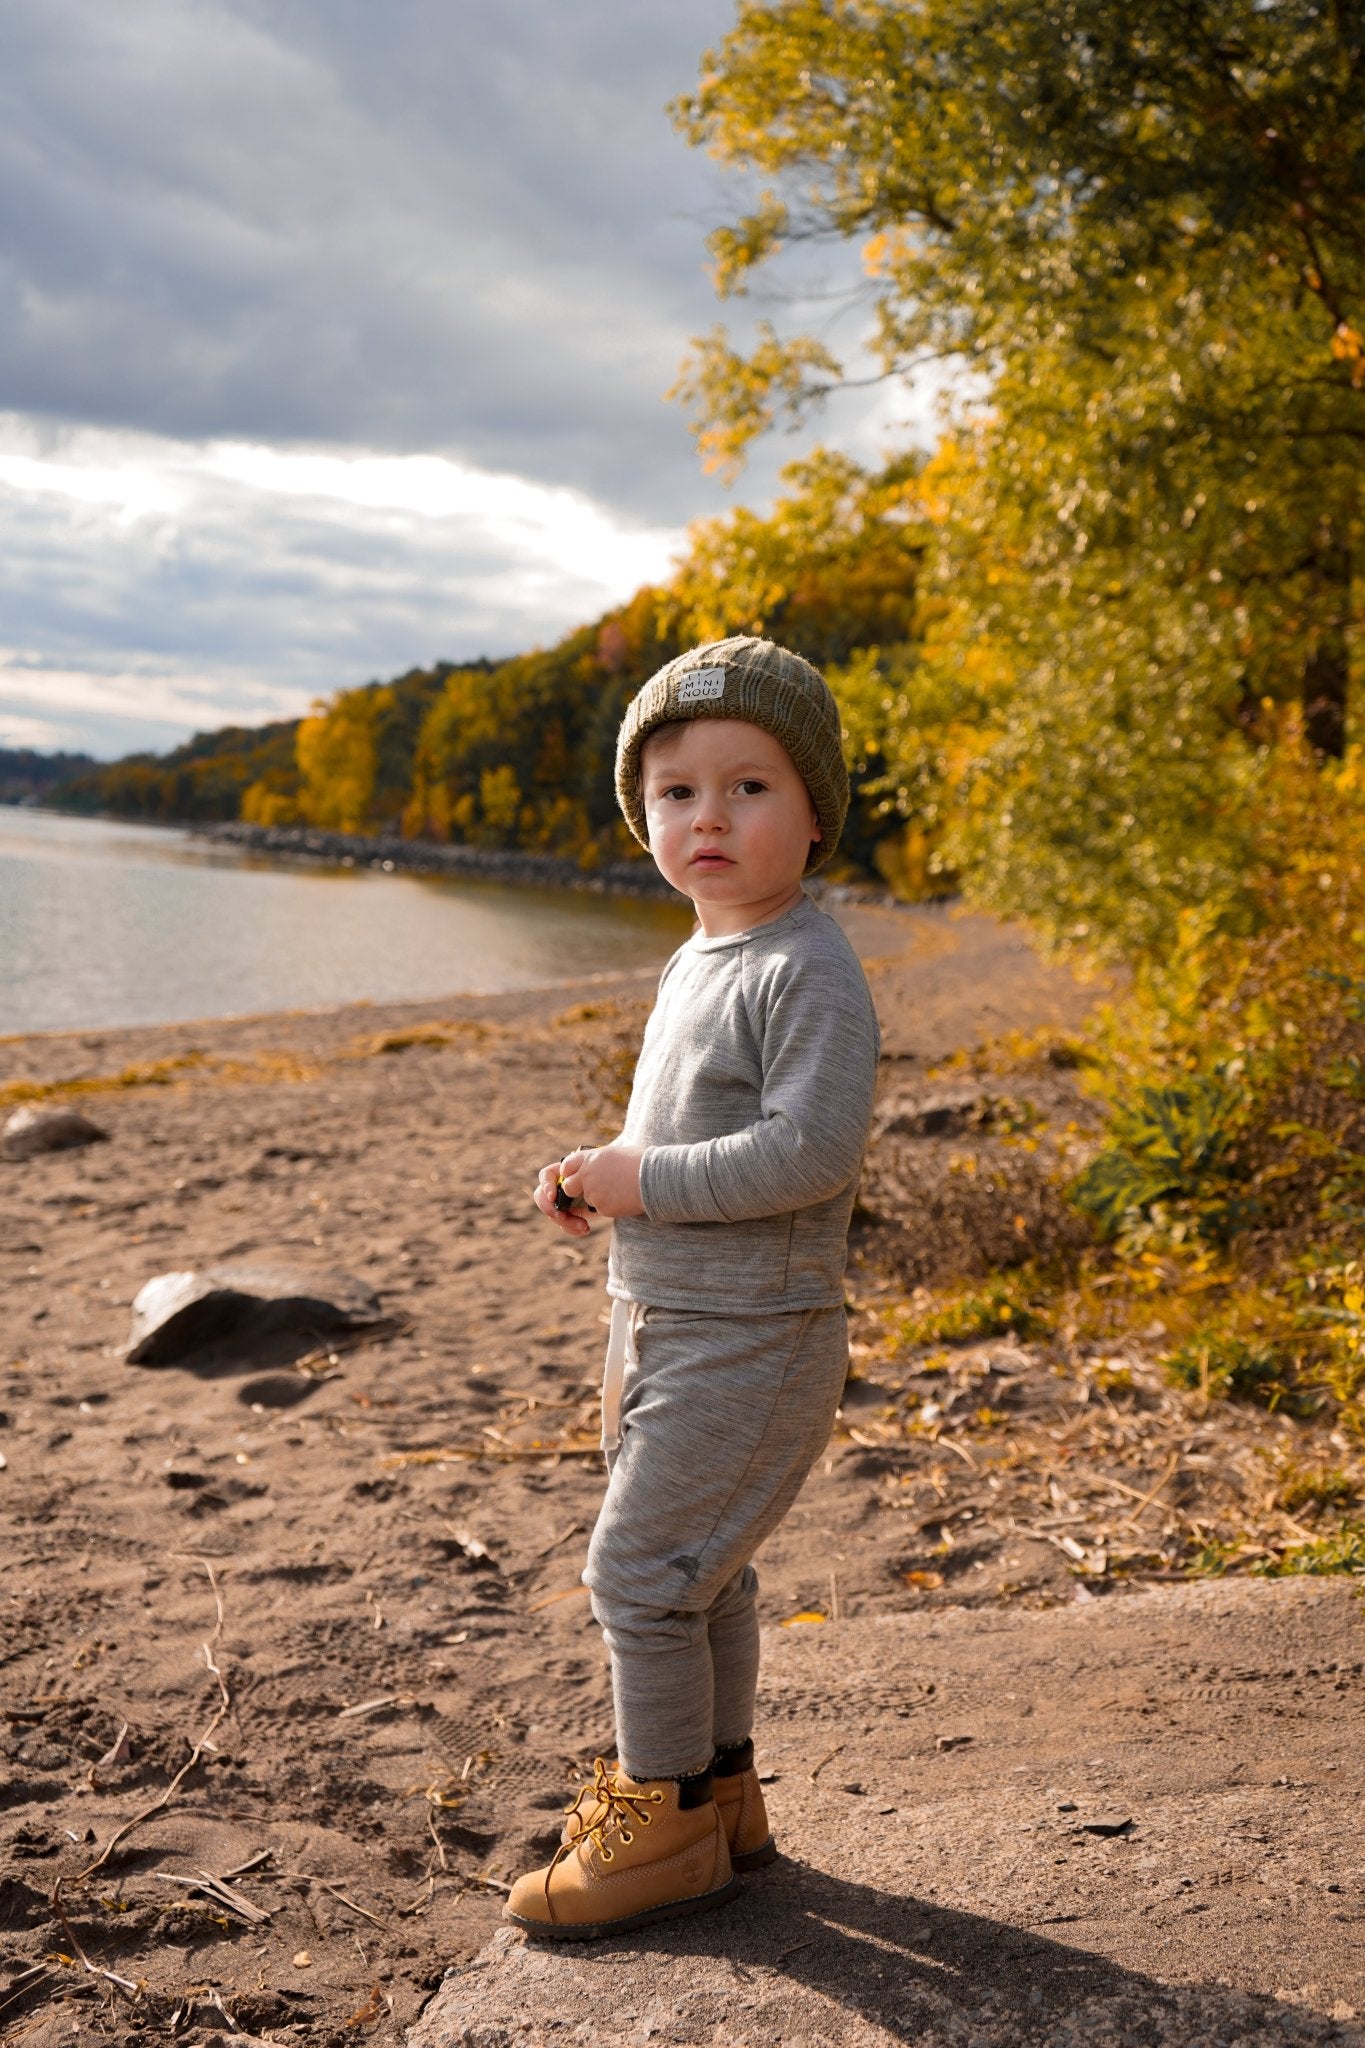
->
xmin=691 ymin=795 xmax=728 ymax=832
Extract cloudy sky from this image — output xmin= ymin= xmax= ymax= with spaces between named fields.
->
xmin=0 ymin=1 xmax=923 ymax=759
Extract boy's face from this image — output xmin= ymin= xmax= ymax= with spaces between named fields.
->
xmin=640 ymin=717 xmax=821 ymax=937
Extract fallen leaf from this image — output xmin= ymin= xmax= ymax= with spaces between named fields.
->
xmin=780 ymin=1610 xmax=827 ymax=1627
xmin=903 ymin=1569 xmax=944 ymax=1590
xmin=292 ymin=1950 xmax=312 ymax=1968
xmin=94 ymin=1721 xmax=131 ymax=1771
xmin=526 ymin=1584 xmax=590 ymax=1614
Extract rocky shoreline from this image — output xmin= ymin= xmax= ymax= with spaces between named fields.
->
xmin=198 ymin=820 xmax=683 ymax=899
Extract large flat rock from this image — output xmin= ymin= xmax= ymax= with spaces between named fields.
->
xmin=412 ymin=1578 xmax=1365 ymax=2047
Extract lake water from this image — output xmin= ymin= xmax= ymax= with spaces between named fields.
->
xmin=0 ymin=808 xmax=693 ymax=1036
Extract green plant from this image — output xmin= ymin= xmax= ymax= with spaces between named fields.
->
xmin=1162 ymin=1329 xmax=1291 ymax=1406
xmin=1070 ymin=1077 xmax=1245 ymax=1243
xmin=899 ymin=1274 xmax=1053 ymax=1346
xmin=1275 ymin=1466 xmax=1355 ymax=1514
xmin=1252 ymin=1525 xmax=1365 ymax=1577
xmin=1188 ymin=1537 xmax=1247 ymax=1578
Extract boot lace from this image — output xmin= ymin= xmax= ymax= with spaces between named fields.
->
xmin=561 ymin=1755 xmax=617 ymax=1839
xmin=544 ymin=1760 xmax=665 ymax=1904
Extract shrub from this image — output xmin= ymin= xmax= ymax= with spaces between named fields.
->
xmin=1295 ymin=1259 xmax=1365 ymax=1433
xmin=1064 ymin=723 xmax=1365 ymax=1278
xmin=1069 ymin=1076 xmax=1245 ymax=1245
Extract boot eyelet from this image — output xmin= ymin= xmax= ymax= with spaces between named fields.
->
xmin=640 ymin=1813 xmax=652 ymax=1825
xmin=600 ymin=1847 xmax=613 ymax=1863
xmin=620 ymin=1829 xmax=633 ymax=1844
xmin=650 ymin=1791 xmax=663 ymax=1802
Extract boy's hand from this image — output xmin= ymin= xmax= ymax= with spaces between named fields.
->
xmin=532 ymin=1145 xmax=645 ymax=1234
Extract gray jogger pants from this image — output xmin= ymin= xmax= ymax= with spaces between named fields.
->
xmin=583 ymin=1301 xmax=849 ymax=1780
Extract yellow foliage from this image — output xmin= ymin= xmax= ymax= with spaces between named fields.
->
xmin=296 ymin=687 xmax=390 ymax=832
xmin=478 ymin=764 xmax=521 ymax=843
xmin=240 ymin=779 xmax=299 ymax=827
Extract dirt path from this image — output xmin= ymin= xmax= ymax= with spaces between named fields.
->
xmin=414 ymin=1579 xmax=1365 ymax=2047
xmin=2 ymin=899 xmax=1360 ymax=2046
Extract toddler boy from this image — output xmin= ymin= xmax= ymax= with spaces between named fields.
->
xmin=507 ymin=635 xmax=880 ymax=1939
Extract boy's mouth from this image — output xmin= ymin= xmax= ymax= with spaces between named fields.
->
xmin=690 ymin=850 xmax=735 ymax=868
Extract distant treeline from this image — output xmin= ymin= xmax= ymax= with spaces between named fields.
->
xmin=1 ymin=747 xmax=98 ymax=805
xmin=46 ymin=451 xmax=927 ymax=885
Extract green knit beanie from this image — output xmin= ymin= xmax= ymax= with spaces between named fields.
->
xmin=615 ymin=635 xmax=848 ymax=875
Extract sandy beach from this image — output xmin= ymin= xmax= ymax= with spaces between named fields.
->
xmin=3 ymin=899 xmax=1362 ymax=2047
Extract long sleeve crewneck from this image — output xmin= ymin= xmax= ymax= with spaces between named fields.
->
xmin=607 ymin=894 xmax=880 ymax=1314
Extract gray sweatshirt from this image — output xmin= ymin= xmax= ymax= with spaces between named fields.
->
xmin=607 ymin=894 xmax=880 ymax=1315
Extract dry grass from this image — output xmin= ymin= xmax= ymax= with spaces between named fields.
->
xmin=0 ymin=1054 xmax=210 ymax=1109
xmin=344 ymin=1020 xmax=494 ymax=1059
xmin=0 ymin=1023 xmax=517 ymax=1112
xmin=843 ymin=1270 xmax=1365 ymax=1591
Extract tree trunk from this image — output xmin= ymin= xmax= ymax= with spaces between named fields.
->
xmin=1301 ymin=509 xmax=1354 ymax=757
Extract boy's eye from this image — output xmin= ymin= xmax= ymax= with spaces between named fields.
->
xmin=660 ymin=783 xmax=693 ymax=801
xmin=737 ymin=779 xmax=768 ymax=796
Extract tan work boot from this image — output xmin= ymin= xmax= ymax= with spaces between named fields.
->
xmin=507 ymin=1765 xmax=737 ymax=1940
xmin=562 ymin=1743 xmax=777 ymax=1872
xmin=711 ymin=1738 xmax=778 ymax=1871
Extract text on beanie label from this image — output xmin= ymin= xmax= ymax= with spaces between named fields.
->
xmin=677 ymin=668 xmax=727 ymax=703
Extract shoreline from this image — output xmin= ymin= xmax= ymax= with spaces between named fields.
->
xmin=198 ymin=820 xmax=924 ymax=911
xmin=199 ymin=819 xmax=684 ymax=899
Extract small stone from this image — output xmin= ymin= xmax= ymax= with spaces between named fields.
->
xmin=292 ymin=1950 xmax=312 ymax=1968
xmin=841 ymin=1781 xmax=867 ymax=1795
xmin=1056 ymin=1800 xmax=1078 ymax=1812
xmin=936 ymin=1734 xmax=973 ymax=1752
xmin=1077 ymin=1814 xmax=1134 ymax=1837
xmin=2 ymin=1106 xmax=108 ymax=1162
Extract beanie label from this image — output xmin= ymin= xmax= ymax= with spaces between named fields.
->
xmin=676 ymin=667 xmax=726 ymax=703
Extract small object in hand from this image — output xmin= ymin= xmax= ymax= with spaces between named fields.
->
xmin=554 ymin=1179 xmax=596 ymax=1214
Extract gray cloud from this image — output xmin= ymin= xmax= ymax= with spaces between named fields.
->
xmin=0 ymin=424 xmax=682 ymax=755
xmin=0 ymin=0 xmax=767 ymax=520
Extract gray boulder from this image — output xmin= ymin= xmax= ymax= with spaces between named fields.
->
xmin=126 ymin=1263 xmax=384 ymax=1366
xmin=2 ymin=1105 xmax=109 ymax=1161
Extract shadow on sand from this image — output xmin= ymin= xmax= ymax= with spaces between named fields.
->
xmin=472 ymin=1858 xmax=1362 ymax=2046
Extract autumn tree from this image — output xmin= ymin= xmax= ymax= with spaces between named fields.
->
xmin=296 ymin=687 xmax=388 ymax=833
xmin=673 ymin=0 xmax=1365 ymax=951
